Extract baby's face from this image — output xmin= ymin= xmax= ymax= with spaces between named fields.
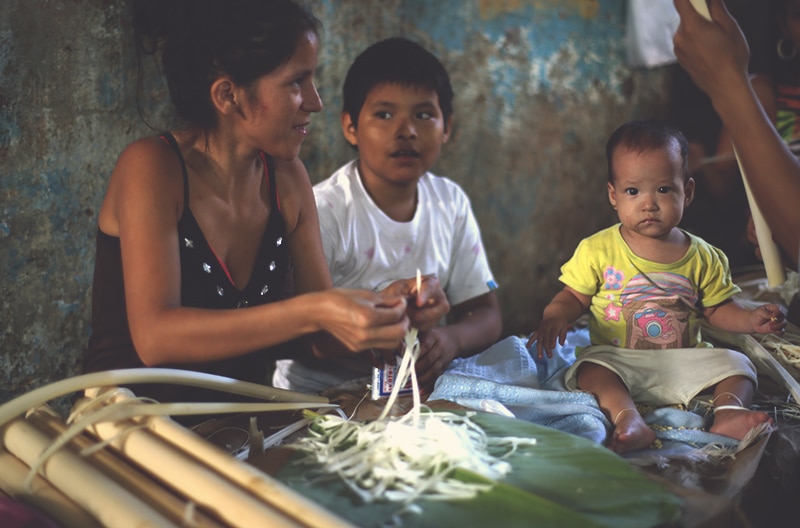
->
xmin=344 ymin=82 xmax=450 ymax=191
xmin=607 ymin=143 xmax=693 ymax=240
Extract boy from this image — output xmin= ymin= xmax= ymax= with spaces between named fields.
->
xmin=529 ymin=120 xmax=785 ymax=454
xmin=274 ymin=37 xmax=501 ymax=394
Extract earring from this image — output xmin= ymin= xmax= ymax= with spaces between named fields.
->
xmin=778 ymin=37 xmax=797 ymax=61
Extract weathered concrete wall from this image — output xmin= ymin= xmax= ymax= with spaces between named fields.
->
xmin=0 ymin=0 xmax=672 ymax=403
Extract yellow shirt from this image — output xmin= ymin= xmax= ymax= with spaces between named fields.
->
xmin=560 ymin=225 xmax=740 ymax=350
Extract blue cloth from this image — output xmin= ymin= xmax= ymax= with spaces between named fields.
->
xmin=429 ymin=332 xmax=741 ymax=454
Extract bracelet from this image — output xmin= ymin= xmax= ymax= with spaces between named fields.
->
xmin=613 ymin=408 xmax=637 ymax=425
xmin=713 ymin=405 xmax=748 ymax=413
xmin=712 ymin=392 xmax=743 ymax=407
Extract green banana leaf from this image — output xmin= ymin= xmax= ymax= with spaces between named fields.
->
xmin=271 ymin=411 xmax=682 ymax=528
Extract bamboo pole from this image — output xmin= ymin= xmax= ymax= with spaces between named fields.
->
xmin=0 ymin=368 xmax=328 ymax=429
xmin=0 ymin=447 xmax=101 ymax=528
xmin=80 ymin=389 xmax=352 ymax=527
xmin=86 ymin=415 xmax=306 ymax=528
xmin=0 ymin=417 xmax=175 ymax=528
xmin=78 ymin=388 xmax=354 ymax=527
xmin=126 ymin=408 xmax=355 ymax=527
xmin=28 ymin=408 xmax=226 ymax=528
xmin=734 ymin=147 xmax=787 ymax=286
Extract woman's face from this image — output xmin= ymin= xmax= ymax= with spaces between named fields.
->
xmin=240 ymin=30 xmax=323 ymax=161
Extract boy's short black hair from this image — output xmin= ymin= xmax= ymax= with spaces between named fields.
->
xmin=605 ymin=119 xmax=690 ymax=184
xmin=342 ymin=37 xmax=454 ymax=130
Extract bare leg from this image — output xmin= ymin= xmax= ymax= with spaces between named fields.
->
xmin=709 ymin=376 xmax=773 ymax=440
xmin=576 ymin=362 xmax=655 ymax=454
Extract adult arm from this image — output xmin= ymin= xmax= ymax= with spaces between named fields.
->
xmin=673 ymin=0 xmax=800 ymax=268
xmin=104 ymin=139 xmax=407 ymax=366
xmin=699 ymin=74 xmax=776 ymax=200
xmin=276 ymin=157 xmax=410 ymax=358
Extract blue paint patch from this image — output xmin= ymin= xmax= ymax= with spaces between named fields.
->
xmin=0 ymin=108 xmax=21 ymax=148
xmin=97 ymin=73 xmax=120 ymax=108
xmin=53 ymin=300 xmax=80 ymax=315
xmin=405 ymin=0 xmax=626 ymax=94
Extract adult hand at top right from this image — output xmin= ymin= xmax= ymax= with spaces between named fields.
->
xmin=318 ymin=288 xmax=409 ymax=352
xmin=672 ymin=0 xmax=751 ymax=102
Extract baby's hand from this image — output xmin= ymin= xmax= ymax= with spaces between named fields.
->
xmin=751 ymin=304 xmax=787 ymax=335
xmin=527 ymin=316 xmax=570 ymax=359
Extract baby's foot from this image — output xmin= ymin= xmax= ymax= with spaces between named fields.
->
xmin=608 ymin=411 xmax=656 ymax=454
xmin=710 ymin=407 xmax=773 ymax=440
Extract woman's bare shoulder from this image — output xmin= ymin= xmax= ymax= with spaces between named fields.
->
xmin=272 ymin=156 xmax=316 ymax=234
xmin=100 ymin=135 xmax=185 ymax=234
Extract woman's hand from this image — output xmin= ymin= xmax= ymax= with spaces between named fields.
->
xmin=317 ymin=288 xmax=409 ymax=353
xmin=673 ymin=0 xmax=751 ymax=104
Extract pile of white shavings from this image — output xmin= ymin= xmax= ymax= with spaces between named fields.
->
xmin=291 ymin=323 xmax=537 ymax=508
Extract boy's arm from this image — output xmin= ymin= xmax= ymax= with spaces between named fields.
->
xmin=413 ymin=291 xmax=502 ymax=389
xmin=529 ymin=286 xmax=591 ymax=358
xmin=704 ymin=299 xmax=786 ymax=335
xmin=445 ymin=291 xmax=502 ymax=356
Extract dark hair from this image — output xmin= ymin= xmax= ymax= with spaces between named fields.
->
xmin=342 ymin=37 xmax=454 ymax=133
xmin=133 ymin=0 xmax=320 ymax=129
xmin=605 ymin=119 xmax=690 ymax=183
xmin=769 ymin=0 xmax=800 ymax=82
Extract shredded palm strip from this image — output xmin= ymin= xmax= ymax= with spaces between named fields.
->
xmin=760 ymin=333 xmax=800 ymax=377
xmin=291 ymin=324 xmax=537 ymax=506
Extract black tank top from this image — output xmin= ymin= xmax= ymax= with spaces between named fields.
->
xmin=85 ymin=133 xmax=293 ymax=411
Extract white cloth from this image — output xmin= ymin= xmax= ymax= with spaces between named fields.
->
xmin=274 ymin=160 xmax=497 ymax=393
xmin=625 ymin=0 xmax=680 ymax=68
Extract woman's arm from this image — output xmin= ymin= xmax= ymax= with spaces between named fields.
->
xmin=674 ymin=0 xmax=800 ymax=268
xmin=106 ymin=140 xmax=407 ymax=366
xmin=276 ymin=157 xmax=410 ymax=358
xmin=700 ymin=74 xmax=776 ymax=200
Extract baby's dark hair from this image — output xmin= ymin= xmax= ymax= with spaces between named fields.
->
xmin=342 ymin=37 xmax=454 ymax=132
xmin=133 ymin=0 xmax=320 ymax=129
xmin=605 ymin=119 xmax=689 ymax=184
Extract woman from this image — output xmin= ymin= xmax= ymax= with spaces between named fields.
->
xmin=84 ymin=0 xmax=437 ymax=407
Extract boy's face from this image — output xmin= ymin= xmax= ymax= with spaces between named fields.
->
xmin=607 ymin=142 xmax=694 ymax=241
xmin=342 ymin=82 xmax=450 ymax=190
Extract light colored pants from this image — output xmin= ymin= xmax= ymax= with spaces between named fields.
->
xmin=563 ymin=346 xmax=757 ymax=406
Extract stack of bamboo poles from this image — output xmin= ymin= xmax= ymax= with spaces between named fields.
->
xmin=0 ymin=369 xmax=356 ymax=528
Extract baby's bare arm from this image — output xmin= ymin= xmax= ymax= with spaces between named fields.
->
xmin=704 ymin=299 xmax=786 ymax=335
xmin=529 ymin=287 xmax=590 ymax=358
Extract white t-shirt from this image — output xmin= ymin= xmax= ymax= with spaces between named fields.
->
xmin=273 ymin=160 xmax=497 ymax=393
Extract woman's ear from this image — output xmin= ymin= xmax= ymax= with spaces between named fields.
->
xmin=341 ymin=111 xmax=358 ymax=148
xmin=210 ymin=77 xmax=240 ymax=116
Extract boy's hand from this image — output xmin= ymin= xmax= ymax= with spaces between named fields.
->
xmin=750 ymin=304 xmax=787 ymax=334
xmin=413 ymin=328 xmax=459 ymax=391
xmin=382 ymin=274 xmax=450 ymax=331
xmin=528 ymin=315 xmax=570 ymax=359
